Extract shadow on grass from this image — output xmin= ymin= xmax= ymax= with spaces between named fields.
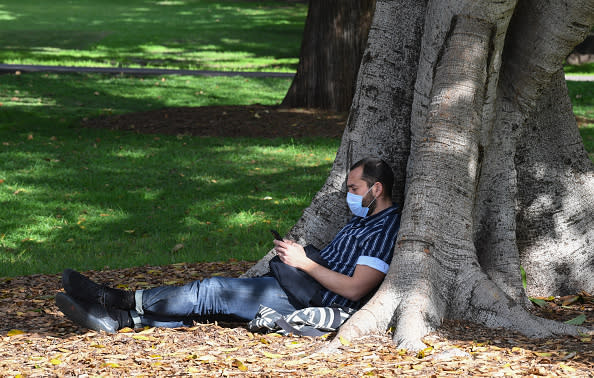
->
xmin=0 ymin=0 xmax=306 ymax=72
xmin=0 ymin=76 xmax=337 ymax=276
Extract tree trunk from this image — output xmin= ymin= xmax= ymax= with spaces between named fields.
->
xmin=243 ymin=0 xmax=424 ymax=278
xmin=516 ymin=71 xmax=594 ymax=297
xmin=280 ymin=0 xmax=375 ymax=112
xmin=250 ymin=0 xmax=594 ymax=351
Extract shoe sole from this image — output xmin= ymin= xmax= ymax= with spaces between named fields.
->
xmin=55 ymin=293 xmax=118 ymax=333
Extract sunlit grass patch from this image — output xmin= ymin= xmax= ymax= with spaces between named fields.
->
xmin=0 ymin=127 xmax=339 ymax=276
xmin=0 ymin=0 xmax=306 ymax=72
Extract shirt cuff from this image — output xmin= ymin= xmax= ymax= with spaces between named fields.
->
xmin=356 ymin=256 xmax=390 ymax=274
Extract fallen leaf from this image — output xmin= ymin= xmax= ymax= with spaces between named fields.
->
xmin=7 ymin=329 xmax=25 ymax=336
xmin=339 ymin=336 xmax=351 ymax=346
xmin=529 ymin=298 xmax=548 ymax=308
xmin=263 ymin=351 xmax=283 ymax=359
xmin=560 ymin=295 xmax=581 ymax=306
xmin=564 ymin=313 xmax=586 ymax=325
xmin=534 ymin=352 xmax=553 ymax=357
xmin=232 ymin=358 xmax=248 ymax=371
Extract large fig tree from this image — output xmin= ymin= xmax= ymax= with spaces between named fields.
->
xmin=245 ymin=0 xmax=594 ymax=350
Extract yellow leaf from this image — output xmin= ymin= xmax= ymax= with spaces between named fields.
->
xmin=90 ymin=344 xmax=106 ymax=348
xmin=133 ymin=335 xmax=150 ymax=341
xmin=339 ymin=336 xmax=351 ymax=346
xmin=417 ymin=346 xmax=433 ymax=358
xmin=314 ymin=368 xmax=334 ymax=375
xmin=197 ymin=355 xmax=217 ymax=363
xmin=7 ymin=329 xmax=25 ymax=336
xmin=559 ymin=363 xmax=575 ymax=372
xmin=104 ymin=362 xmax=120 ymax=368
xmin=118 ymin=327 xmax=135 ymax=333
xmin=263 ymin=351 xmax=283 ymax=359
xmin=187 ymin=367 xmax=200 ymax=373
xmin=50 ymin=358 xmax=61 ymax=365
xmin=232 ymin=358 xmax=248 ymax=371
xmin=534 ymin=352 xmax=553 ymax=357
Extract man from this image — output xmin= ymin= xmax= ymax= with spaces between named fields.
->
xmin=56 ymin=157 xmax=401 ymax=333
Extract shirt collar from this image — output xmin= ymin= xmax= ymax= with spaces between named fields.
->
xmin=352 ymin=204 xmax=399 ymax=227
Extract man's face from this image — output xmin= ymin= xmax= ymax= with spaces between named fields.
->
xmin=347 ymin=166 xmax=376 ymax=207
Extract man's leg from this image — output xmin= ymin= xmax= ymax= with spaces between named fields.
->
xmin=132 ymin=276 xmax=297 ymax=328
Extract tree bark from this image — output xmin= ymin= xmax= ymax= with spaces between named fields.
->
xmin=249 ymin=0 xmax=594 ymax=351
xmin=281 ymin=0 xmax=375 ymax=112
xmin=243 ymin=0 xmax=424 ymax=278
xmin=332 ymin=0 xmax=594 ymax=351
xmin=516 ymin=71 xmax=594 ymax=297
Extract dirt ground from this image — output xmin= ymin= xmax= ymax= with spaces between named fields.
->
xmin=1 ymin=105 xmax=592 ymax=376
xmin=81 ymin=105 xmax=349 ymax=139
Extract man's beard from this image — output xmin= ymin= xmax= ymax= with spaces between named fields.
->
xmin=363 ymin=193 xmax=377 ymax=214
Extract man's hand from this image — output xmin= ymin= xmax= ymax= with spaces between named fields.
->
xmin=273 ymin=239 xmax=386 ymax=302
xmin=273 ymin=239 xmax=314 ymax=271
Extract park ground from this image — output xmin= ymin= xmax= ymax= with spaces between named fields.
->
xmin=0 ymin=105 xmax=592 ymax=376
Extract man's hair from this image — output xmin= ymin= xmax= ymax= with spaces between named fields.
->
xmin=350 ymin=157 xmax=394 ymax=199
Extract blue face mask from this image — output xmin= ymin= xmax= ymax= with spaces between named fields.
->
xmin=346 ymin=185 xmax=376 ymax=217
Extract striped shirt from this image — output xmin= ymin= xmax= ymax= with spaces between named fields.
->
xmin=319 ymin=205 xmax=400 ymax=309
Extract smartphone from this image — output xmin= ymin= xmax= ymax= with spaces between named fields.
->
xmin=270 ymin=229 xmax=283 ymax=241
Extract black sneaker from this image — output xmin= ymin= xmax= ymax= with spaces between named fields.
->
xmin=62 ymin=269 xmax=134 ymax=310
xmin=56 ymin=293 xmax=132 ymax=333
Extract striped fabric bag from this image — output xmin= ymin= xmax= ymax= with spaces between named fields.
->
xmin=247 ymin=304 xmax=356 ymax=337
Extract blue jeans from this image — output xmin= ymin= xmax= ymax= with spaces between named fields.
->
xmin=129 ymin=276 xmax=297 ymax=328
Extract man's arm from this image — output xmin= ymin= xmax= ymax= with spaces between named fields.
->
xmin=273 ymin=240 xmax=386 ymax=302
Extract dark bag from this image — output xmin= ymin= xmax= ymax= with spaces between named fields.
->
xmin=269 ymin=245 xmax=328 ymax=308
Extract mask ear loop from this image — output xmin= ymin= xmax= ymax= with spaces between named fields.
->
xmin=366 ymin=183 xmax=378 ymax=210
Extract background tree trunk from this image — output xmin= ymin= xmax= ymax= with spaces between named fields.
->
xmin=281 ymin=0 xmax=375 ymax=112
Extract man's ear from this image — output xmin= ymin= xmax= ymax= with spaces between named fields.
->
xmin=373 ymin=182 xmax=383 ymax=198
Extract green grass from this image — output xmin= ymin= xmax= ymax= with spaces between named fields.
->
xmin=567 ymin=81 xmax=594 ymax=161
xmin=0 ymin=126 xmax=337 ymax=276
xmin=0 ymin=0 xmax=321 ymax=277
xmin=565 ymin=62 xmax=594 ymax=76
xmin=0 ymin=0 xmax=306 ymax=72
xmin=0 ymin=1 xmax=592 ymax=277
xmin=0 ymin=72 xmax=294 ymax=119
xmin=0 ymin=73 xmax=339 ymax=277
xmin=0 ymin=70 xmax=339 ymax=277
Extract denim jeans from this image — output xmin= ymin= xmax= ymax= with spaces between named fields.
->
xmin=129 ymin=276 xmax=297 ymax=328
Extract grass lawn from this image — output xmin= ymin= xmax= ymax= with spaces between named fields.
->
xmin=0 ymin=1 xmax=593 ymax=277
xmin=0 ymin=0 xmax=306 ymax=72
xmin=0 ymin=71 xmax=340 ymax=277
xmin=567 ymin=81 xmax=594 ymax=160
